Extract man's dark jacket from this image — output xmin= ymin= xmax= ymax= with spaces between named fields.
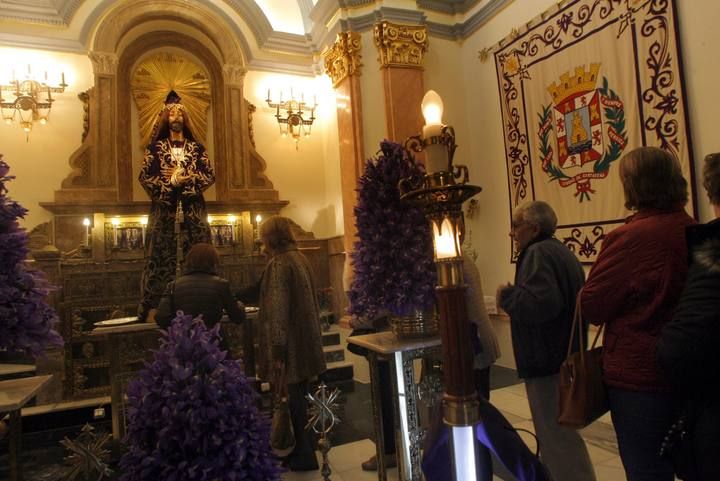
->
xmin=657 ymin=219 xmax=720 ymax=480
xmin=499 ymin=236 xmax=585 ymax=378
xmin=155 ymin=270 xmax=245 ymax=328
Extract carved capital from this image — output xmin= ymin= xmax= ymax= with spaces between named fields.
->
xmin=373 ymin=22 xmax=428 ymax=69
xmin=223 ymin=64 xmax=247 ymax=86
xmin=322 ymin=32 xmax=362 ymax=88
xmin=88 ymin=51 xmax=118 ymax=76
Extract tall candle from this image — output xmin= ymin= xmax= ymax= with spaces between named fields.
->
xmin=421 ymin=90 xmax=447 ymax=174
xmin=228 ymin=215 xmax=236 ymax=243
xmin=111 ymin=217 xmax=120 ymax=247
xmin=83 ymin=218 xmax=91 ymax=247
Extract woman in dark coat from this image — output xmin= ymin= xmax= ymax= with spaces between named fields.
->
xmin=657 ymin=152 xmax=720 ymax=480
xmin=155 ymin=243 xmax=245 ymax=330
xmin=258 ymin=216 xmax=326 ymax=472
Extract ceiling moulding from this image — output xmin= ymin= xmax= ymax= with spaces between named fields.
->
xmin=0 ymin=32 xmax=84 ymax=52
xmin=338 ymin=0 xmax=375 ymax=7
xmin=297 ymin=0 xmax=315 ymax=33
xmin=247 ymin=58 xmax=318 ymax=77
xmin=0 ymin=0 xmax=82 ymax=26
xmin=458 ymin=0 xmax=511 ymax=37
xmin=311 ymin=0 xmax=511 ymax=49
xmin=339 ymin=7 xmax=426 ymax=33
xmin=416 ymin=0 xmax=479 ymax=15
xmin=263 ymin=31 xmax=315 ymax=56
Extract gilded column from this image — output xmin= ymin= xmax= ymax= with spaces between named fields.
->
xmin=323 ymin=31 xmax=364 ymax=256
xmin=373 ymin=21 xmax=428 ymax=145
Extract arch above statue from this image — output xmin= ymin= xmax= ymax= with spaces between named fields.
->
xmin=50 ymin=1 xmax=282 ymax=211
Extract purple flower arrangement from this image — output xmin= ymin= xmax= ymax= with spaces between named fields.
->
xmin=348 ymin=140 xmax=436 ymax=319
xmin=120 ymin=314 xmax=282 ymax=481
xmin=0 ymin=156 xmax=62 ymax=357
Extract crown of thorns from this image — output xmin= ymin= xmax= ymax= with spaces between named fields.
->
xmin=163 ymin=103 xmax=186 ymax=112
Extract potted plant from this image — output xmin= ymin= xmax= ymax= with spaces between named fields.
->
xmin=348 ymin=140 xmax=437 ymax=337
xmin=0 ymin=155 xmax=63 ymax=357
xmin=120 ymin=314 xmax=283 ymax=481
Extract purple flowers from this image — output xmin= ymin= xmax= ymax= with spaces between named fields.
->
xmin=348 ymin=140 xmax=436 ymax=319
xmin=0 ymin=157 xmax=62 ymax=357
xmin=120 ymin=314 xmax=283 ymax=481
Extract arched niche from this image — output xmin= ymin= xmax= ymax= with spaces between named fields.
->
xmin=49 ymin=0 xmax=284 ymax=214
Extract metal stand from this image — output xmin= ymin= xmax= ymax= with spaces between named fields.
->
xmin=306 ymin=383 xmax=341 ymax=481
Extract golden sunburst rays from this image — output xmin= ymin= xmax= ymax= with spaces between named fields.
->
xmin=131 ymin=52 xmax=211 ymax=148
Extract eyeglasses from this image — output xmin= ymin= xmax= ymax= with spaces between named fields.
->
xmin=510 ymin=220 xmax=528 ymax=230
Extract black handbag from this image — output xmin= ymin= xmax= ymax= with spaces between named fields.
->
xmin=270 ymin=364 xmax=295 ymax=457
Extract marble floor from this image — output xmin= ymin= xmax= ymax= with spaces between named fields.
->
xmin=283 ymin=382 xmax=627 ymax=481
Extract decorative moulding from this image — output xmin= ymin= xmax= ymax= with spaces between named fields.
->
xmin=374 ymin=21 xmax=428 ymax=69
xmin=0 ymin=0 xmax=82 ymax=26
xmin=322 ymin=32 xmax=362 ymax=87
xmin=416 ymin=0 xmax=479 ymax=15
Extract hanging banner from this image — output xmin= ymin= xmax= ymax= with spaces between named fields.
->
xmin=494 ymin=0 xmax=695 ymax=262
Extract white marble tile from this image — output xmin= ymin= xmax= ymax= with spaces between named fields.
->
xmin=497 ymin=382 xmax=526 ymax=397
xmin=585 ymin=440 xmax=618 ymax=465
xmin=327 ymin=438 xmax=376 ymax=473
xmin=594 ymin=463 xmax=628 ymax=481
xmin=493 ymin=395 xmax=533 ymax=420
xmin=336 ymin=467 xmax=398 ymax=481
xmin=282 ymin=468 xmax=327 ymax=481
xmin=597 ymin=455 xmax=624 ymax=469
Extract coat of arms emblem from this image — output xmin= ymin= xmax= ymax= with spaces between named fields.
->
xmin=538 ymin=63 xmax=628 ymax=201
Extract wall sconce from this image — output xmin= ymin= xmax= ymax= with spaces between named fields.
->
xmin=266 ymin=89 xmax=316 ymax=149
xmin=1 ymin=65 xmax=67 ymax=140
xmin=399 ymin=90 xmax=483 ymax=480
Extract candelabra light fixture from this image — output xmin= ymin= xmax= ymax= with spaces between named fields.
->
xmin=400 ymin=90 xmax=483 ymax=480
xmin=265 ymin=89 xmax=316 ymax=149
xmin=1 ymin=65 xmax=67 ymax=139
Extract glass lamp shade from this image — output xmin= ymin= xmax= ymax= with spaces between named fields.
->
xmin=432 ymin=216 xmax=462 ymax=260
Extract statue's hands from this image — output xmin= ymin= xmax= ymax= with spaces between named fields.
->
xmin=165 ymin=167 xmax=193 ymax=187
xmin=172 ymin=171 xmax=193 ymax=186
xmin=161 ymin=166 xmax=175 ymax=182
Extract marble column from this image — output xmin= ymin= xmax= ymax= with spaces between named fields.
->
xmin=323 ymin=32 xmax=365 ymax=256
xmin=373 ymin=22 xmax=428 ymax=146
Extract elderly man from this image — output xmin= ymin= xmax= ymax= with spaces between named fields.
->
xmin=496 ymin=200 xmax=596 ymax=481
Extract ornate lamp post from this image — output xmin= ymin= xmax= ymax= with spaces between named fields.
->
xmin=400 ymin=90 xmax=482 ymax=481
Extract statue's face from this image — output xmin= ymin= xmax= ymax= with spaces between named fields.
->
xmin=168 ymin=107 xmax=184 ymax=133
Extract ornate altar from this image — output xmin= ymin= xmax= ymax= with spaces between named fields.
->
xmin=27 ymin=48 xmax=336 ymax=403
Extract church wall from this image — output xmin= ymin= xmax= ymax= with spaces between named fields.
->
xmin=0 ymin=47 xmax=92 ymax=231
xmin=456 ymin=0 xmax=720 ymax=368
xmin=0 ymin=46 xmax=344 ymax=240
xmin=243 ymin=70 xmax=342 ymax=238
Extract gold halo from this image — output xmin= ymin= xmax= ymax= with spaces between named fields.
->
xmin=131 ymin=52 xmax=211 ymax=147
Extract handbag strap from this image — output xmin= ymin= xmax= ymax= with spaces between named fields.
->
xmin=566 ymin=289 xmax=604 ymax=361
